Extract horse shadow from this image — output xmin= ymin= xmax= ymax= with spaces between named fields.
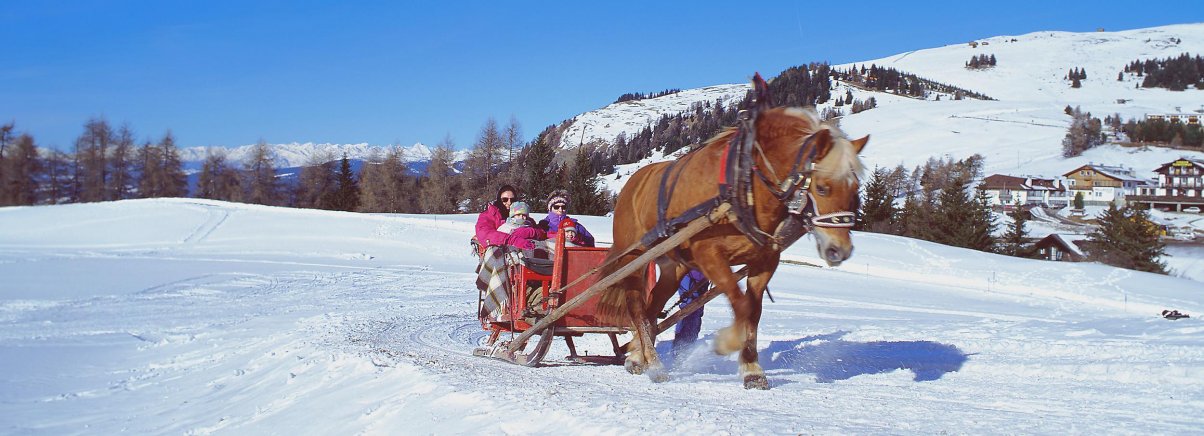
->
xmin=663 ymin=331 xmax=968 ymax=384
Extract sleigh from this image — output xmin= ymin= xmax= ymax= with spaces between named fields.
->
xmin=473 ymin=211 xmax=732 ymax=367
xmin=474 ymin=228 xmax=659 ymax=366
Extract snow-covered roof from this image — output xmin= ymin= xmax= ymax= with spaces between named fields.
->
xmin=1064 ymin=163 xmax=1150 ymax=183
xmin=1040 ymin=233 xmax=1089 ymax=258
xmin=981 ymin=174 xmax=1066 ymax=191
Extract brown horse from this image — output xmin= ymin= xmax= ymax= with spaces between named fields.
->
xmin=597 ymin=105 xmax=867 ymax=389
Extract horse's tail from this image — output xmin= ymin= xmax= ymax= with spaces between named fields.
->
xmin=594 ymin=252 xmax=631 ymax=325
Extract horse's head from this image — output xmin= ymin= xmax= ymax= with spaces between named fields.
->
xmin=754 ymin=108 xmax=868 ymax=266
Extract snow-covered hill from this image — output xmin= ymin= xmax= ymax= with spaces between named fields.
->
xmin=574 ymin=23 xmax=1204 ymax=195
xmin=556 ymin=84 xmax=751 ymax=150
xmin=1 ymin=199 xmax=1201 ymax=433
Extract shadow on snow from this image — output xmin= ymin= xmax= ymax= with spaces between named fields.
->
xmin=661 ymin=330 xmax=968 ymax=384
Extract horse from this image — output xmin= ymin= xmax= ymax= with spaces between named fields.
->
xmin=596 ymin=89 xmax=868 ymax=389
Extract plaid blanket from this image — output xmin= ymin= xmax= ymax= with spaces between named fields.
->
xmin=477 ymin=246 xmax=511 ymax=320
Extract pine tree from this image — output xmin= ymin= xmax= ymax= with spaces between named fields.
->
xmin=44 ymin=150 xmax=74 ymax=204
xmin=197 ymin=149 xmax=241 ymax=202
xmin=158 ymin=131 xmax=188 ymax=197
xmin=1073 ymin=191 xmax=1085 ymax=209
xmin=1087 ymin=204 xmax=1167 ymax=274
xmin=1062 ymin=107 xmax=1101 ymax=157
xmin=108 ymin=124 xmax=136 ymax=200
xmin=463 ymin=118 xmax=504 ymax=211
xmin=1002 ymin=201 xmax=1031 ymax=257
xmin=385 ymin=147 xmax=421 ymax=213
xmin=419 ymin=138 xmax=460 ymax=214
xmin=356 ymin=149 xmax=388 ymax=212
xmin=243 ymin=140 xmax=281 ymax=206
xmin=75 ymin=118 xmax=112 ymax=202
xmin=932 ymin=174 xmax=995 ymax=251
xmin=519 ymin=134 xmax=559 ymax=213
xmin=5 ymin=134 xmax=42 ymax=206
xmin=134 ymin=140 xmax=164 ymax=198
xmin=897 ymin=190 xmax=934 ymax=241
xmin=0 ymin=123 xmax=14 ymax=205
xmin=857 ymin=166 xmax=896 ymax=233
xmin=295 ymin=151 xmax=337 ymax=208
xmin=503 ymin=116 xmax=524 ymax=185
xmin=331 ymin=154 xmax=360 ymax=211
xmin=567 ymin=146 xmax=608 ymax=215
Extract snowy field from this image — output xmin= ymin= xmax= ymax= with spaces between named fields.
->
xmin=1 ymin=198 xmax=1202 ymax=434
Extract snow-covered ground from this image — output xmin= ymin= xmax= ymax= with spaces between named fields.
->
xmin=2 ymin=199 xmax=1202 ymax=434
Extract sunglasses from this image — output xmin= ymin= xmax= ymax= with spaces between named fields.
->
xmin=500 ymin=196 xmax=514 ymax=203
xmin=551 ymin=204 xmax=566 ymax=211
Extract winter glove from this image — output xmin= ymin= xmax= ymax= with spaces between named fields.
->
xmin=510 ymin=227 xmax=540 ymax=240
xmin=505 ymin=234 xmax=535 ymax=250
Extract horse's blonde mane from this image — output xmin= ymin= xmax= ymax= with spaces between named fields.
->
xmin=699 ymin=107 xmax=865 ymax=185
xmin=781 ymin=107 xmax=865 ymax=186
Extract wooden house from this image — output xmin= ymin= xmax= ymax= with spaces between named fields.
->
xmin=1062 ymin=163 xmax=1150 ymax=205
xmin=1034 ymin=234 xmax=1088 ymax=262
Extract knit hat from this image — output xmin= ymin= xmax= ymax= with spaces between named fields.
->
xmin=509 ymin=201 xmax=530 ymax=217
xmin=547 ymin=189 xmax=570 ymax=211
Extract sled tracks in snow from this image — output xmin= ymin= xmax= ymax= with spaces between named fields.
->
xmin=182 ymin=204 xmax=231 ymax=244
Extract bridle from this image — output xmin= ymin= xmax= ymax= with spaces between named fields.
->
xmin=745 ymin=118 xmax=858 ymax=230
xmin=725 ymin=109 xmax=857 ymax=251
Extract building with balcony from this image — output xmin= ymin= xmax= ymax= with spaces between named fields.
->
xmin=1131 ymin=158 xmax=1204 ymax=211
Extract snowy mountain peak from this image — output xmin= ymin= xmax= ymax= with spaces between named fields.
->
xmin=179 ymin=141 xmax=433 ymax=168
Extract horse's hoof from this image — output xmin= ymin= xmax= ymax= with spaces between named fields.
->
xmin=624 ymin=359 xmax=645 ymax=375
xmin=743 ymin=375 xmax=769 ymax=390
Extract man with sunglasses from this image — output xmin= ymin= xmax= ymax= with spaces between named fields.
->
xmin=475 ymin=184 xmax=544 ymax=251
xmin=537 ymin=189 xmax=595 ymax=247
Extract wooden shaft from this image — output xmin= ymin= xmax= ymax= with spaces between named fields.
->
xmin=507 ymin=203 xmax=730 ymax=353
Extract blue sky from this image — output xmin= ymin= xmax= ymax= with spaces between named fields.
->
xmin=2 ymin=1 xmax=1196 ymax=151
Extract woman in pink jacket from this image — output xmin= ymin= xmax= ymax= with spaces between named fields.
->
xmin=475 ymin=185 xmax=544 ymax=250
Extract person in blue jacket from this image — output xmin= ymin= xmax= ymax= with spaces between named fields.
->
xmin=672 ymin=269 xmax=709 ymax=355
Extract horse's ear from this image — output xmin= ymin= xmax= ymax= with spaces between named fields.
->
xmin=752 ymin=72 xmax=773 ymax=111
xmin=810 ymin=129 xmax=834 ymax=161
xmin=851 ymin=135 xmax=869 ymax=153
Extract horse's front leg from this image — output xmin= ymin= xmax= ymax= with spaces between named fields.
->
xmin=739 ymin=257 xmax=776 ymax=390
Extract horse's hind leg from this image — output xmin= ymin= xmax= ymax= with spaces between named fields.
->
xmin=626 ymin=288 xmax=669 ymax=383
